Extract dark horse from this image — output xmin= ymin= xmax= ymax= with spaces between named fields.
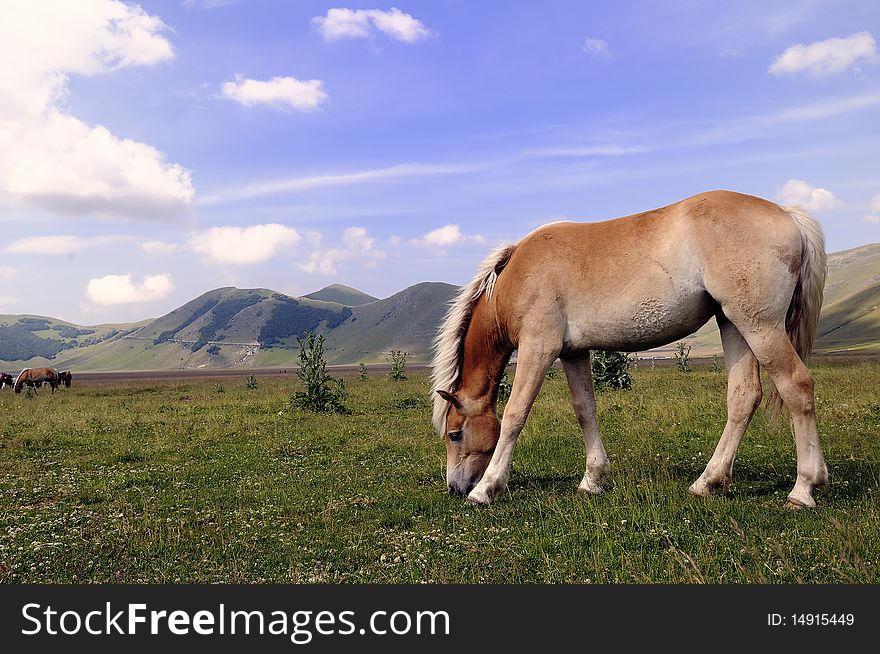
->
xmin=432 ymin=191 xmax=827 ymax=509
xmin=0 ymin=373 xmax=14 ymax=389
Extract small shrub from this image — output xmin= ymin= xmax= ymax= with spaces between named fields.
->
xmin=387 ymin=350 xmax=407 ymax=381
xmin=213 ymin=383 xmax=224 ymax=394
xmin=497 ymin=371 xmax=512 ymax=405
xmin=591 ymin=351 xmax=633 ymax=391
xmin=206 ymin=345 xmax=221 ymax=356
xmin=24 ymin=386 xmax=36 ymax=400
xmin=674 ymin=342 xmax=692 ymax=373
xmin=358 ymin=362 xmax=368 ymax=382
xmin=291 ymin=331 xmax=348 ymax=414
xmin=545 ymin=365 xmax=560 ymax=380
xmin=245 ymin=375 xmax=258 ymax=390
xmin=711 ymin=354 xmax=722 ymax=373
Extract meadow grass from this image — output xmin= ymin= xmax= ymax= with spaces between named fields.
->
xmin=0 ymin=362 xmax=878 ymax=584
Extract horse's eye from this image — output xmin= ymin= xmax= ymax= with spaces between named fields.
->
xmin=447 ymin=430 xmax=463 ymax=442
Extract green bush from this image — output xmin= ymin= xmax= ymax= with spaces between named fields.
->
xmin=291 ymin=332 xmax=348 ymax=413
xmin=245 ymin=375 xmax=258 ymax=390
xmin=591 ymin=351 xmax=633 ymax=391
xmin=387 ymin=350 xmax=407 ymax=381
xmin=675 ymin=342 xmax=692 ymax=373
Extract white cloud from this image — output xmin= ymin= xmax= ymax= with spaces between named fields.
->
xmin=0 ymin=295 xmax=19 ymax=309
xmin=221 ymin=75 xmax=329 ymax=112
xmin=411 ymin=224 xmax=485 ymax=255
xmin=777 ymin=179 xmax=840 ymax=212
xmin=312 ymin=8 xmax=433 ymax=43
xmin=141 ymin=240 xmax=179 ymax=255
xmin=299 ymin=227 xmax=386 ymax=275
xmin=189 ymin=224 xmax=301 ymax=265
xmin=769 ymin=31 xmax=877 ymax=77
xmin=0 ymin=0 xmax=193 ymax=219
xmin=863 ymin=194 xmax=880 ymax=224
xmin=0 ymin=266 xmax=17 ymax=280
xmin=86 ymin=273 xmax=173 ymax=305
xmin=582 ymin=38 xmax=611 ymax=57
xmin=4 ymin=234 xmax=128 ymax=255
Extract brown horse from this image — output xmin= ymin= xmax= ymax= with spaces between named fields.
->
xmin=14 ymin=367 xmax=64 ymax=394
xmin=432 ymin=190 xmax=827 ymax=508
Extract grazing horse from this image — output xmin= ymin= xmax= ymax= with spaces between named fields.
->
xmin=0 ymin=373 xmax=14 ymax=389
xmin=59 ymin=370 xmax=72 ymax=388
xmin=14 ymin=367 xmax=64 ymax=394
xmin=432 ymin=190 xmax=828 ymax=509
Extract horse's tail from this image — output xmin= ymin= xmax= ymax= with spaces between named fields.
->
xmin=766 ymin=206 xmax=827 ymax=419
xmin=431 ymin=243 xmax=516 ymax=435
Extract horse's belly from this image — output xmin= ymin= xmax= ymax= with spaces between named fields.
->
xmin=562 ymin=290 xmax=715 ymax=353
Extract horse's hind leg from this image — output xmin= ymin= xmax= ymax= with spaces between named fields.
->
xmin=689 ymin=316 xmax=761 ymax=497
xmin=739 ymin=325 xmax=828 ymax=508
xmin=562 ymin=355 xmax=609 ymax=494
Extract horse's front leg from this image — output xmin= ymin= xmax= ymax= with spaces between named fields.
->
xmin=562 ymin=354 xmax=609 ymax=494
xmin=468 ymin=340 xmax=559 ymax=505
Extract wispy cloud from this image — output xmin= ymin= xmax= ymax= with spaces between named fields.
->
xmin=582 ymin=38 xmax=611 ymax=58
xmin=4 ymin=234 xmax=129 ymax=255
xmin=299 ymin=227 xmax=386 ymax=276
xmin=770 ymin=31 xmax=877 ymax=77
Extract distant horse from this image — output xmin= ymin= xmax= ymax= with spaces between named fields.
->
xmin=59 ymin=370 xmax=72 ymax=388
xmin=432 ymin=190 xmax=827 ymax=509
xmin=0 ymin=373 xmax=14 ymax=389
xmin=14 ymin=367 xmax=64 ymax=394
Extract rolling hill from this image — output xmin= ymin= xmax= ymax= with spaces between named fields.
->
xmin=1 ymin=243 xmax=877 ymax=371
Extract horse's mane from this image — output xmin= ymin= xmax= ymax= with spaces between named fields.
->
xmin=431 ymin=243 xmax=516 ymax=435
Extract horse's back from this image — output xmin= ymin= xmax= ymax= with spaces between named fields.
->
xmin=494 ymin=190 xmax=803 ymax=351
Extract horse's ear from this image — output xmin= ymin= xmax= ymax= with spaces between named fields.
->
xmin=436 ymin=390 xmax=462 ymax=410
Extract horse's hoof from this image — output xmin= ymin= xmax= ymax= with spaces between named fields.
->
xmin=577 ymin=483 xmax=603 ymax=496
xmin=466 ymin=488 xmax=492 ymax=506
xmin=784 ymin=496 xmax=815 ymax=510
xmin=687 ymin=481 xmax=711 ymax=498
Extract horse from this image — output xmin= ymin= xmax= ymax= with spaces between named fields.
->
xmin=431 ymin=190 xmax=828 ymax=509
xmin=14 ymin=367 xmax=64 ymax=394
xmin=0 ymin=373 xmax=14 ymax=389
xmin=59 ymin=370 xmax=72 ymax=388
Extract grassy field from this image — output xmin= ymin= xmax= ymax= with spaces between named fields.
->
xmin=1 ymin=361 xmax=878 ymax=584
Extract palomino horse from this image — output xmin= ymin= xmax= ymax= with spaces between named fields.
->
xmin=14 ymin=367 xmax=66 ymax=393
xmin=432 ymin=190 xmax=827 ymax=509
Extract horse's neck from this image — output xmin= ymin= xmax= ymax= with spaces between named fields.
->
xmin=458 ymin=298 xmax=511 ymax=406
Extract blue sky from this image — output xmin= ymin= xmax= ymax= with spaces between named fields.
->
xmin=0 ymin=0 xmax=878 ymax=324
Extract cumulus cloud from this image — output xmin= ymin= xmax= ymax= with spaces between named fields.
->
xmin=411 ymin=224 xmax=485 ymax=255
xmin=299 ymin=227 xmax=386 ymax=275
xmin=312 ymin=7 xmax=433 ymax=43
xmin=0 ymin=0 xmax=194 ymax=219
xmin=141 ymin=240 xmax=179 ymax=255
xmin=4 ymin=234 xmax=128 ymax=255
xmin=769 ymin=31 xmax=877 ymax=77
xmin=221 ymin=75 xmax=329 ymax=112
xmin=188 ymin=224 xmax=301 ymax=265
xmin=582 ymin=38 xmax=611 ymax=57
xmin=86 ymin=273 xmax=174 ymax=305
xmin=777 ymin=179 xmax=840 ymax=212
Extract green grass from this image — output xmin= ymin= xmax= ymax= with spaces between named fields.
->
xmin=1 ymin=363 xmax=878 ymax=584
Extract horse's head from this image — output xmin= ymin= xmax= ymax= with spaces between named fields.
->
xmin=436 ymin=390 xmax=500 ymax=496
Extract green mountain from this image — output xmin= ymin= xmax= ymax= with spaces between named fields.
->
xmin=304 ymin=284 xmax=378 ymax=306
xmin=1 ymin=243 xmax=876 ymax=371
